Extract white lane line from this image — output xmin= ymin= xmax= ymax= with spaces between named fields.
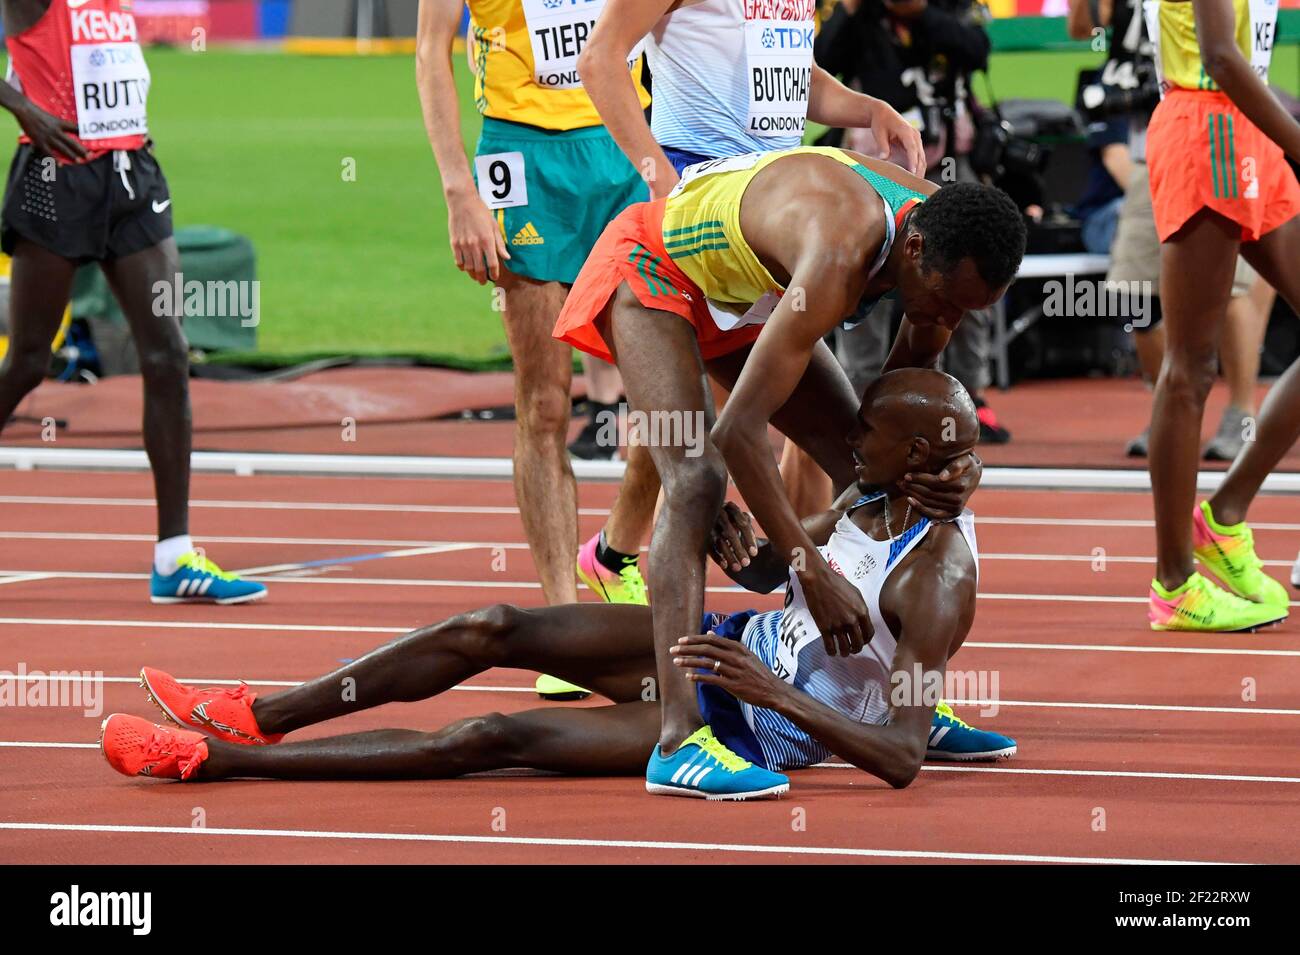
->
xmin=0 ymin=573 xmax=54 ymax=586
xmin=0 ymin=531 xmax=534 ymax=549
xmin=0 ymin=571 xmax=1293 ymax=607
xmin=0 ymin=672 xmax=1293 ymax=715
xmin=3 ymin=494 xmax=1298 ymax=531
xmin=3 ymin=616 xmax=1298 ymax=658
xmin=0 ymin=821 xmax=1246 ymax=865
xmin=5 ymin=533 xmax=1299 ymax=568
xmin=6 ymin=740 xmax=1294 ymax=784
xmin=964 ymin=641 xmax=1300 ymax=657
xmin=236 ymin=543 xmax=482 ymax=576
xmin=818 ymin=763 xmax=1300 ymax=784
xmin=0 ymin=674 xmax=533 ymax=692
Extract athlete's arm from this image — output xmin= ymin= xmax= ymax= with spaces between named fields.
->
xmin=712 ymin=227 xmax=876 ymax=654
xmin=710 ymin=485 xmax=863 ymax=592
xmin=1192 ymin=0 xmax=1300 ymax=162
xmin=0 ymin=81 xmax=86 ymax=162
xmin=808 ymin=66 xmax=926 ymax=176
xmin=673 ymin=534 xmax=975 ymax=787
xmin=415 ymin=0 xmax=510 ymax=285
xmin=578 ymin=0 xmax=677 ymax=198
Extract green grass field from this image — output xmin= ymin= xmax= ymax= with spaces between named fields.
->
xmin=3 ymin=44 xmax=1297 ymax=365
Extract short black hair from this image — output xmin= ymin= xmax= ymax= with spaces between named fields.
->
xmin=911 ymin=182 xmax=1026 ymax=289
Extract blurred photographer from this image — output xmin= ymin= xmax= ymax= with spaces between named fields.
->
xmin=1070 ymin=0 xmax=1273 ymax=460
xmin=817 ymin=0 xmax=1013 ymax=443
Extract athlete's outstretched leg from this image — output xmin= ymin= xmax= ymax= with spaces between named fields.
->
xmin=0 ymin=240 xmax=77 ymax=427
xmin=198 ymin=701 xmax=660 ymax=781
xmin=101 ymin=238 xmax=191 ymax=541
xmin=252 ymin=603 xmax=657 ymax=737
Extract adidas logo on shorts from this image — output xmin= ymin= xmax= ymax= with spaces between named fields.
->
xmin=512 ymin=222 xmax=545 ymax=246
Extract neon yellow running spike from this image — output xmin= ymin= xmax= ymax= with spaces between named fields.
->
xmin=176 ymin=552 xmax=237 ymax=581
xmin=1148 ymin=572 xmax=1287 ymax=632
xmin=576 ymin=533 xmax=649 ymax=605
xmin=534 ymin=673 xmax=590 ymax=701
xmin=681 ymin=725 xmax=752 ymax=772
xmin=934 ymin=700 xmax=972 ymax=729
xmin=1192 ymin=501 xmax=1290 ymax=606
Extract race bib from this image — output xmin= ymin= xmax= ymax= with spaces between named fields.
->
xmin=521 ymin=0 xmax=644 ymax=90
xmin=744 ymin=0 xmax=815 ymax=138
xmin=71 ymin=42 xmax=150 ymax=141
xmin=669 ymin=151 xmax=764 ymax=198
xmin=1247 ymin=0 xmax=1278 ymax=81
xmin=706 ymin=289 xmax=780 ymax=332
xmin=475 ymin=151 xmax=528 ymax=209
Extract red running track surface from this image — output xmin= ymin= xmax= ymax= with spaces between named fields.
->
xmin=1 ymin=470 xmax=1297 ymax=864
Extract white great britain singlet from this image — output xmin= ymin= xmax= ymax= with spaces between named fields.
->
xmin=646 ymin=0 xmax=815 ymax=157
xmin=740 ymin=496 xmax=979 ymax=770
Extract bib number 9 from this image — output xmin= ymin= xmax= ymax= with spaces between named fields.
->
xmin=475 ymin=151 xmax=528 ymax=210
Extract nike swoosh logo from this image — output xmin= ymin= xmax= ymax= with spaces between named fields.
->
xmin=68 ymin=0 xmax=93 ymax=7
xmin=152 ymin=199 xmax=172 ymax=213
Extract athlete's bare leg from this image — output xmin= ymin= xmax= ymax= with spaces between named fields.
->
xmin=1149 ymin=209 xmax=1241 ymax=589
xmin=100 ymin=238 xmax=190 ymax=540
xmin=199 ymin=701 xmax=660 ymax=781
xmin=601 ymin=284 xmax=723 ymax=751
xmin=206 ymin=601 xmax=661 ymax=781
xmin=0 ymin=240 xmax=77 ymax=429
xmin=498 ymin=267 xmax=579 ymax=605
xmin=1220 ymin=281 xmax=1273 ymax=415
xmin=252 ymin=602 xmax=658 ymax=737
xmin=1209 ymin=217 xmax=1300 ymax=524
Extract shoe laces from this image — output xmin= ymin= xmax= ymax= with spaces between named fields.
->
xmin=176 ymin=551 xmax=236 ymax=581
xmin=934 ymin=699 xmax=973 ymax=730
xmin=618 ymin=564 xmax=647 ymax=603
xmin=697 ymin=733 xmax=752 ymax=773
xmin=143 ymin=729 xmax=204 ymax=779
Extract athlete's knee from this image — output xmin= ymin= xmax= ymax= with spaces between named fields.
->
xmin=1162 ymin=345 xmax=1218 ymax=401
xmin=0 ymin=346 xmax=52 ymax=394
xmin=428 ymin=712 xmax=518 ymax=768
xmin=135 ymin=336 xmax=189 ymax=386
xmin=660 ymin=449 xmax=727 ymax=519
xmin=514 ymin=379 xmax=571 ymax=436
xmin=442 ymin=603 xmax=522 ymax=667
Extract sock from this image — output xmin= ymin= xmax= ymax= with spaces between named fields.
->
xmin=595 ymin=529 xmax=639 ymax=574
xmin=154 ymin=535 xmax=194 ymax=576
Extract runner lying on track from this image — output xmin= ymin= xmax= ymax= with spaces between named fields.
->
xmin=100 ymin=368 xmax=1016 ymax=799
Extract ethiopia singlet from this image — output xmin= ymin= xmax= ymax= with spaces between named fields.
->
xmin=1144 ymin=0 xmax=1278 ymax=93
xmin=738 ymin=497 xmax=979 ymax=770
xmin=5 ymin=0 xmax=149 ymax=162
xmin=466 ymin=0 xmax=650 ymax=131
xmin=646 ymin=0 xmax=816 ymax=156
xmin=661 ymin=146 xmax=927 ymax=326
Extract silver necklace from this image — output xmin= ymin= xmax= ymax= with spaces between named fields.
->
xmin=883 ymin=495 xmax=913 ymax=542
